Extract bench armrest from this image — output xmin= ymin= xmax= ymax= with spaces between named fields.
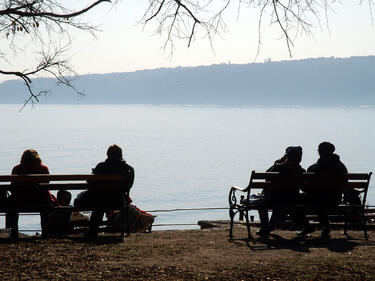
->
xmin=229 ymin=185 xmax=249 ymax=208
xmin=230 ymin=185 xmax=248 ymax=192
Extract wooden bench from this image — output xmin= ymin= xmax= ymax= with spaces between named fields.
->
xmin=228 ymin=171 xmax=372 ymax=240
xmin=0 ymin=174 xmax=130 ymax=237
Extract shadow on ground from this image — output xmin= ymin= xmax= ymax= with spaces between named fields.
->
xmin=229 ymin=230 xmax=375 ymax=253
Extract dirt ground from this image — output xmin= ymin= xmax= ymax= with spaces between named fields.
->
xmin=0 ymin=226 xmax=375 ymax=280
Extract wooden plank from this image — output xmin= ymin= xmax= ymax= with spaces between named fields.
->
xmin=0 ymin=182 xmax=125 ymax=190
xmin=251 ymin=172 xmax=371 ymax=181
xmin=0 ymin=174 xmax=128 ymax=183
xmin=0 ymin=205 xmax=126 ymax=213
xmin=249 ymin=182 xmax=369 ymax=189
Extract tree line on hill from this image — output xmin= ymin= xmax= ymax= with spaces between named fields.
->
xmin=0 ymin=56 xmax=374 ymax=106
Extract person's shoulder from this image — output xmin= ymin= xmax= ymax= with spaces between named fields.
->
xmin=121 ymin=162 xmax=134 ymax=174
xmin=40 ymin=164 xmax=49 ymax=174
xmin=11 ymin=164 xmax=22 ymax=174
xmin=267 ymin=163 xmax=284 ymax=172
xmin=334 ymin=154 xmax=348 ymax=173
xmin=307 ymin=163 xmax=318 ymax=172
xmin=92 ymin=161 xmax=107 ymax=173
xmin=95 ymin=161 xmax=107 ymax=169
xmin=124 ymin=163 xmax=134 ymax=170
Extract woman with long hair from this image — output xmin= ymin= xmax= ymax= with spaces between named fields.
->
xmin=6 ymin=149 xmax=56 ymax=238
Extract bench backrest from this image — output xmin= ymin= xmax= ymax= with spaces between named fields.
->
xmin=0 ymin=174 xmax=129 ymax=190
xmin=246 ymin=171 xmax=372 ymax=206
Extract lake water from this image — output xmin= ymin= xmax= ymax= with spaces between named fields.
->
xmin=0 ymin=104 xmax=374 ymax=232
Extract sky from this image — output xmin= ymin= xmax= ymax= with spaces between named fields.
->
xmin=1 ymin=1 xmax=375 ymax=81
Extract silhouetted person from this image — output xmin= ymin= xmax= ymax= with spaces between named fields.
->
xmin=6 ymin=149 xmax=57 ymax=238
xmin=257 ymin=146 xmax=305 ymax=236
xmin=48 ymin=190 xmax=74 ymax=235
xmin=74 ymin=144 xmax=134 ymax=238
xmin=57 ymin=190 xmax=72 ymax=207
xmin=299 ymin=142 xmax=348 ymax=237
xmin=0 ymin=184 xmax=7 ymax=204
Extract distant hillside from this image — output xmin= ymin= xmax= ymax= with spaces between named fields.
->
xmin=0 ymin=56 xmax=374 ymax=105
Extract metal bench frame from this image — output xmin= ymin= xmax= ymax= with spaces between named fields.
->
xmin=229 ymin=171 xmax=372 ymax=240
xmin=0 ymin=174 xmax=130 ymax=238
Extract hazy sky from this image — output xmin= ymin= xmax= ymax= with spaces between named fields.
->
xmin=1 ymin=1 xmax=375 ymax=81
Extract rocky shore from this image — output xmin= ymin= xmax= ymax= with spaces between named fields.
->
xmin=0 ymin=226 xmax=374 ymax=280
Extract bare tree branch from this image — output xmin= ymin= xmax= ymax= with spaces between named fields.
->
xmin=0 ymin=0 xmax=111 ymax=108
xmin=1 ymin=0 xmax=374 ymax=108
xmin=142 ymin=0 xmax=374 ymax=59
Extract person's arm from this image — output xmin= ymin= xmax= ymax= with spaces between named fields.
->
xmin=126 ymin=166 xmax=135 ymax=191
xmin=11 ymin=165 xmax=18 ymax=175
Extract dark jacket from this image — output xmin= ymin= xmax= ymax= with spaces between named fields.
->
xmin=307 ymin=154 xmax=347 ymax=174
xmin=9 ymin=163 xmax=56 ymax=207
xmin=305 ymin=154 xmax=347 ymax=205
xmin=265 ymin=162 xmax=306 ymax=205
xmin=92 ymin=158 xmax=134 ymax=192
xmin=74 ymin=159 xmax=134 ymax=208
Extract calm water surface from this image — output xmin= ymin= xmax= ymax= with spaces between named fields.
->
xmin=0 ymin=104 xmax=374 ymax=231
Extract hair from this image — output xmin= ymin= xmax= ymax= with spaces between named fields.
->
xmin=57 ymin=190 xmax=72 ymax=206
xmin=20 ymin=149 xmax=42 ymax=165
xmin=285 ymin=146 xmax=294 ymax=155
xmin=107 ymin=144 xmax=123 ymax=160
xmin=318 ymin=142 xmax=335 ymax=157
xmin=286 ymin=146 xmax=303 ymax=163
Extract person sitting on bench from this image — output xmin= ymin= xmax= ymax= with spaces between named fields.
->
xmin=6 ymin=149 xmax=57 ymax=238
xmin=257 ymin=146 xmax=305 ymax=236
xmin=299 ymin=142 xmax=348 ymax=237
xmin=74 ymin=144 xmax=134 ymax=238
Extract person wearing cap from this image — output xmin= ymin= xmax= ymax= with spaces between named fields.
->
xmin=299 ymin=142 xmax=348 ymax=237
xmin=256 ymin=146 xmax=306 ymax=236
xmin=74 ymin=144 xmax=134 ymax=238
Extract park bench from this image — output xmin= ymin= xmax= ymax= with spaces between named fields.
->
xmin=228 ymin=171 xmax=372 ymax=240
xmin=0 ymin=174 xmax=130 ymax=237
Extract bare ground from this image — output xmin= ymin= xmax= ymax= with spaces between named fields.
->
xmin=0 ymin=226 xmax=375 ymax=280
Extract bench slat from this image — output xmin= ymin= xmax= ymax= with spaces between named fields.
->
xmin=249 ymin=182 xmax=369 ymax=189
xmin=250 ymin=172 xmax=371 ymax=181
xmin=0 ymin=183 xmax=126 ymax=191
xmin=0 ymin=174 xmax=128 ymax=183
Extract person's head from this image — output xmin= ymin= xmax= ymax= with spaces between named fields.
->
xmin=57 ymin=190 xmax=72 ymax=206
xmin=274 ymin=146 xmax=294 ymax=165
xmin=20 ymin=149 xmax=42 ymax=165
xmin=285 ymin=146 xmax=294 ymax=155
xmin=318 ymin=142 xmax=335 ymax=158
xmin=286 ymin=146 xmax=303 ymax=164
xmin=107 ymin=144 xmax=123 ymax=161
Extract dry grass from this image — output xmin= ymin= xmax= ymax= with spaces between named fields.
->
xmin=0 ymin=227 xmax=374 ymax=280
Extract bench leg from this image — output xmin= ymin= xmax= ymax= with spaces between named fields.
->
xmin=120 ymin=212 xmax=125 ymax=239
xmin=344 ymin=209 xmax=349 ymax=236
xmin=245 ymin=210 xmax=252 ymax=240
xmin=362 ymin=210 xmax=368 ymax=240
xmin=229 ymin=208 xmax=235 ymax=239
xmin=120 ymin=204 xmax=130 ymax=238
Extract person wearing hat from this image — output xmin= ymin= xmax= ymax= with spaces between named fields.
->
xmin=256 ymin=146 xmax=306 ymax=236
xmin=299 ymin=141 xmax=348 ymax=237
xmin=74 ymin=144 xmax=134 ymax=238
